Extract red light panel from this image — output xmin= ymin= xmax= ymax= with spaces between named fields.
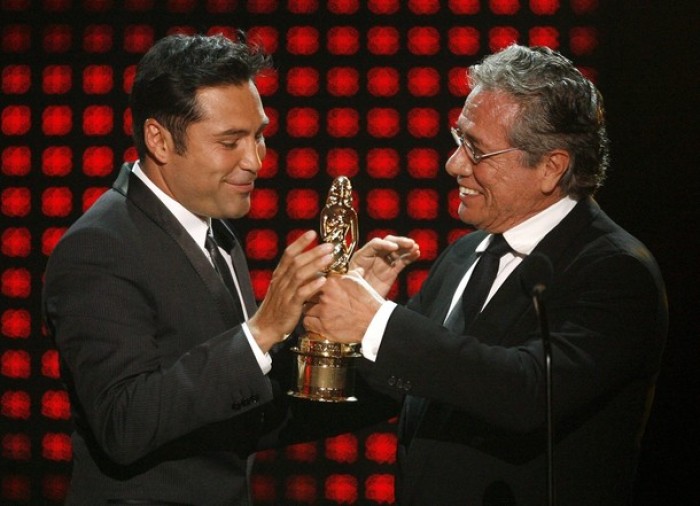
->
xmin=285 ymin=441 xmax=318 ymax=462
xmin=367 ymin=67 xmax=400 ymax=97
xmin=41 ymin=187 xmax=73 ymax=217
xmin=286 ymin=26 xmax=320 ymax=55
xmin=327 ymin=148 xmax=359 ymax=178
xmin=325 ymin=474 xmax=358 ymax=503
xmin=327 ymin=67 xmax=359 ymax=97
xmin=409 ymin=0 xmax=440 ymax=14
xmin=367 ymin=26 xmax=400 ymax=55
xmin=407 ymin=27 xmax=441 ymax=55
xmin=367 ymin=189 xmax=400 ymax=220
xmin=2 ymin=433 xmax=31 ymax=460
xmin=367 ymin=108 xmax=400 ymax=138
xmin=83 ymin=65 xmax=114 ymax=94
xmin=365 ymin=473 xmax=395 ymax=503
xmin=327 ymin=26 xmax=360 ymax=55
xmin=2 ymin=187 xmax=31 ymax=217
xmin=368 ymin=0 xmax=399 ymax=15
xmin=2 ymin=105 xmax=31 ymax=136
xmin=2 ymin=309 xmax=31 ymax=339
xmin=287 ymin=67 xmax=320 ymax=97
xmin=1 ymin=4 xmax=603 ymax=501
xmin=1 ymin=228 xmax=31 ymax=257
xmin=286 ymin=148 xmax=319 ymax=179
xmin=42 ymin=65 xmax=72 ymax=94
xmin=448 ymin=26 xmax=481 ymax=56
xmin=1 ymin=268 xmax=31 ymax=298
xmin=42 ymin=105 xmax=73 ymax=136
xmin=41 ymin=350 xmax=61 ymax=379
xmin=42 ymin=432 xmax=72 ymax=461
xmin=2 ymin=65 xmax=30 ymax=94
xmin=83 ymin=24 xmax=113 ymax=53
xmin=328 ymin=0 xmax=360 ymax=14
xmin=245 ymin=229 xmax=279 ymax=261
xmin=287 ymin=108 xmax=319 ymax=137
xmin=364 ymin=432 xmax=397 ymax=464
xmin=327 ymin=108 xmax=360 ymax=138
xmin=83 ymin=105 xmax=114 ymax=135
xmin=407 ymin=67 xmax=441 ymax=97
xmin=529 ymin=26 xmax=560 ymax=49
xmin=325 ymin=433 xmax=358 ymax=463
xmin=2 ymin=146 xmax=31 ymax=176
xmin=367 ymin=149 xmax=400 ymax=179
xmin=1 ymin=390 xmax=31 ymax=419
xmin=286 ymin=474 xmax=317 ymax=503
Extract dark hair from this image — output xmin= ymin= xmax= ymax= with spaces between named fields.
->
xmin=468 ymin=44 xmax=609 ymax=198
xmin=130 ymin=32 xmax=272 ymax=160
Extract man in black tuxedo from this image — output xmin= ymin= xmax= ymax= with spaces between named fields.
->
xmin=305 ymin=45 xmax=668 ymax=505
xmin=42 ymin=33 xmax=402 ymax=505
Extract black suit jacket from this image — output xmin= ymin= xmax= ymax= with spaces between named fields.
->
xmin=43 ymin=164 xmax=400 ymax=505
xmin=362 ymin=198 xmax=668 ymax=505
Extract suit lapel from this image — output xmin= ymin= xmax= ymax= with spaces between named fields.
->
xmin=469 ymin=198 xmax=599 ymax=343
xmin=114 ymin=163 xmax=244 ymax=327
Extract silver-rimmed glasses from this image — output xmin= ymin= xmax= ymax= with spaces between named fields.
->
xmin=450 ymin=127 xmax=520 ymax=164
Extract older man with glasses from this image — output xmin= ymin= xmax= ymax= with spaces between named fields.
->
xmin=304 ymin=44 xmax=668 ymax=506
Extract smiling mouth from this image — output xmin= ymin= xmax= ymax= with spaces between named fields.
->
xmin=459 ymin=186 xmax=480 ymax=197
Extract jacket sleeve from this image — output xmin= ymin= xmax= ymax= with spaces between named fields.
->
xmin=364 ymin=242 xmax=667 ymax=433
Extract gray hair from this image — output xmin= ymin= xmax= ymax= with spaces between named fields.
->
xmin=468 ymin=44 xmax=609 ymax=198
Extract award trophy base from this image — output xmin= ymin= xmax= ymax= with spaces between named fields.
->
xmin=289 ymin=333 xmax=361 ymax=402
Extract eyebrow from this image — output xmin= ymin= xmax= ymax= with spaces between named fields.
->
xmin=453 ymin=123 xmax=484 ymax=148
xmin=217 ymin=119 xmax=270 ymax=138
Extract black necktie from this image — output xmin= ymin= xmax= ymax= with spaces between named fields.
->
xmin=205 ymin=229 xmax=242 ymax=307
xmin=445 ymin=234 xmax=511 ymax=331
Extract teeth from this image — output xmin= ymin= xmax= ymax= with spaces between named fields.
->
xmin=459 ymin=187 xmax=479 ymax=196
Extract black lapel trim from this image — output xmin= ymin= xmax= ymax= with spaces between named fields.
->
xmin=115 ymin=163 xmax=243 ymax=327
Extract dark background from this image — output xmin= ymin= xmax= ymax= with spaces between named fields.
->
xmin=597 ymin=2 xmax=699 ymax=504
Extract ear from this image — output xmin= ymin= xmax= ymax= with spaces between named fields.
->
xmin=540 ymin=149 xmax=570 ymax=194
xmin=143 ymin=118 xmax=173 ymax=164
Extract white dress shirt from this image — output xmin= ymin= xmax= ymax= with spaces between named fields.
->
xmin=362 ymin=196 xmax=578 ymax=361
xmin=132 ymin=161 xmax=272 ymax=373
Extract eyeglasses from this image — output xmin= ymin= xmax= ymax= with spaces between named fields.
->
xmin=450 ymin=127 xmax=520 ymax=164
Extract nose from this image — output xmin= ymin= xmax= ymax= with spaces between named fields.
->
xmin=240 ymin=137 xmax=265 ymax=174
xmin=445 ymin=146 xmax=473 ymax=178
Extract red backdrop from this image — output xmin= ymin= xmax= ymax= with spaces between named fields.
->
xmin=1 ymin=1 xmax=604 ymax=504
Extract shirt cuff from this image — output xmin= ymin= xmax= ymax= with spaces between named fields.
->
xmin=242 ymin=322 xmax=272 ymax=374
xmin=361 ymin=300 xmax=397 ymax=362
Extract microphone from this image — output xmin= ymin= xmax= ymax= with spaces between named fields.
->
xmin=520 ymin=251 xmax=553 ymax=298
xmin=520 ymin=253 xmax=555 ymax=506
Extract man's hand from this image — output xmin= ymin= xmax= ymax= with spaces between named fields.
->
xmin=349 ymin=235 xmax=420 ymax=297
xmin=303 ymin=271 xmax=384 ymax=344
xmin=248 ymin=230 xmax=334 ymax=352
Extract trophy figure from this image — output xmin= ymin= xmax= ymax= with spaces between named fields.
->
xmin=289 ymin=176 xmax=362 ymax=402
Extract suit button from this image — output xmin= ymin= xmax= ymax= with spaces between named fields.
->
xmin=403 ymin=380 xmax=412 ymax=391
xmin=387 ymin=376 xmax=397 ymax=387
xmin=396 ymin=378 xmax=404 ymax=389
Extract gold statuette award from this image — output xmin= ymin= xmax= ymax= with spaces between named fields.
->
xmin=289 ymin=176 xmax=362 ymax=402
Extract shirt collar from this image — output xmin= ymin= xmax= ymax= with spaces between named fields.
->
xmin=477 ymin=196 xmax=578 ymax=255
xmin=132 ymin=160 xmax=210 ymax=249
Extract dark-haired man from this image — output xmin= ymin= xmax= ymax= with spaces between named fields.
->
xmin=42 ymin=33 xmax=405 ymax=505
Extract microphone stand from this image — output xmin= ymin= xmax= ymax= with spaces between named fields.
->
xmin=532 ymin=283 xmax=554 ymax=506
